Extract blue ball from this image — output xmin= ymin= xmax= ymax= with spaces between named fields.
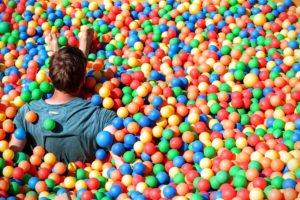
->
xmin=282 ymin=178 xmax=296 ymax=189
xmin=28 ymin=177 xmax=39 ymax=189
xmin=110 ymin=185 xmax=122 ymax=198
xmin=133 ymin=162 xmax=145 ymax=175
xmin=91 ymin=95 xmax=102 ymax=106
xmin=295 ymin=118 xmax=300 ymax=130
xmin=111 ymin=143 xmax=125 ymax=156
xmin=148 ymin=109 xmax=160 ymax=121
xmin=95 ymin=149 xmax=108 ymax=160
xmin=156 ymin=171 xmax=169 ymax=184
xmin=112 ymin=117 xmax=124 ymax=129
xmin=191 ymin=141 xmax=204 ymax=152
xmin=96 ymin=131 xmax=114 ymax=148
xmin=119 ymin=163 xmax=132 ymax=175
xmin=138 ymin=116 xmax=150 ymax=127
xmin=152 ymin=96 xmax=163 ymax=107
xmin=163 ymin=185 xmax=176 ymax=198
xmin=56 ymin=188 xmax=68 ymax=195
xmin=77 ymin=189 xmax=87 ymax=198
xmin=14 ymin=128 xmax=26 ymax=140
xmin=173 ymin=156 xmax=185 ymax=167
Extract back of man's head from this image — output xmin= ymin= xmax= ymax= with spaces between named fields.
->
xmin=49 ymin=46 xmax=87 ymax=94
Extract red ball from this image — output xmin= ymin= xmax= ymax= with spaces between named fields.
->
xmin=81 ymin=191 xmax=94 ymax=200
xmin=150 ymin=188 xmax=161 ymax=199
xmin=247 ymin=134 xmax=260 ymax=147
xmin=237 ymin=188 xmax=250 ymax=200
xmin=250 ymin=114 xmax=264 ymax=126
xmin=222 ymin=187 xmax=236 ymax=200
xmin=13 ymin=167 xmax=25 ymax=180
xmin=197 ymin=179 xmax=210 ymax=191
xmin=186 ymin=170 xmax=199 ymax=183
xmin=143 ymin=143 xmax=156 ymax=155
xmin=253 ymin=177 xmax=267 ymax=189
xmin=169 ymin=137 xmax=182 ymax=149
xmin=121 ymin=74 xmax=132 ymax=85
xmin=37 ymin=168 xmax=51 ymax=180
xmin=194 ymin=121 xmax=207 ymax=134
xmin=87 ymin=178 xmax=100 ymax=190
xmin=9 ymin=74 xmax=19 ymax=84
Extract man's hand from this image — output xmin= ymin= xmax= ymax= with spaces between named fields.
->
xmin=47 ymin=32 xmax=59 ymax=53
xmin=79 ymin=27 xmax=94 ymax=56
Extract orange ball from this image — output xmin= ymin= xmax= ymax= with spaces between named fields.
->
xmin=176 ymin=183 xmax=190 ymax=196
xmin=53 ymin=162 xmax=66 ymax=175
xmin=33 ymin=146 xmax=45 ymax=157
xmin=5 ymin=107 xmax=16 ymax=118
xmin=283 ymin=188 xmax=297 ymax=200
xmin=35 ymin=181 xmax=48 ymax=193
xmin=2 ymin=119 xmax=15 ymax=133
xmin=30 ymin=154 xmax=42 ymax=166
xmin=271 ymin=159 xmax=285 ymax=172
xmin=267 ymin=189 xmax=283 ymax=200
xmin=246 ymin=168 xmax=259 ymax=181
xmin=25 ymin=111 xmax=38 ymax=123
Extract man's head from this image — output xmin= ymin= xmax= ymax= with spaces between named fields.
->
xmin=49 ymin=47 xmax=87 ymax=94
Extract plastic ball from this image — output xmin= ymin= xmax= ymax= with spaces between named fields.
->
xmin=43 ymin=119 xmax=56 ymax=131
xmin=96 ymin=131 xmax=114 ymax=147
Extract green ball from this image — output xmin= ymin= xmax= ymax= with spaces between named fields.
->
xmin=190 ymin=194 xmax=204 ymax=200
xmin=204 ymin=146 xmax=216 ymax=158
xmin=174 ymin=173 xmax=185 ymax=184
xmin=248 ymin=58 xmax=259 ymax=69
xmin=233 ymin=175 xmax=247 ymax=188
xmin=0 ymin=22 xmax=11 ymax=34
xmin=29 ymin=81 xmax=39 ymax=91
xmin=23 ymin=174 xmax=32 ymax=184
xmin=45 ymin=179 xmax=55 ymax=190
xmin=14 ymin=152 xmax=28 ymax=164
xmin=234 ymin=70 xmax=245 ymax=81
xmin=20 ymin=91 xmax=32 ymax=102
xmin=210 ymin=176 xmax=221 ymax=189
xmin=221 ymin=45 xmax=231 ymax=55
xmin=9 ymin=182 xmax=20 ymax=195
xmin=179 ymin=122 xmax=191 ymax=133
xmin=273 ymin=119 xmax=284 ymax=130
xmin=162 ymin=129 xmax=173 ymax=139
xmin=271 ymin=176 xmax=283 ymax=189
xmin=122 ymin=86 xmax=132 ymax=94
xmin=58 ymin=36 xmax=68 ymax=46
xmin=158 ymin=140 xmax=170 ymax=153
xmin=100 ymin=24 xmax=109 ymax=33
xmin=0 ymin=158 xmax=5 ymax=170
xmin=40 ymin=82 xmax=52 ymax=93
xmin=98 ymin=176 xmax=108 ymax=187
xmin=225 ymin=138 xmax=236 ymax=149
xmin=229 ymin=166 xmax=241 ymax=177
xmin=294 ymin=168 xmax=300 ymax=179
xmin=31 ymin=89 xmax=43 ymax=100
xmin=216 ymin=170 xmax=229 ymax=183
xmin=252 ymin=88 xmax=263 ymax=99
xmin=123 ymin=151 xmax=135 ymax=163
xmin=122 ymin=94 xmax=133 ymax=105
xmin=62 ymin=0 xmax=71 ymax=7
xmin=210 ymin=103 xmax=221 ymax=115
xmin=145 ymin=176 xmax=158 ymax=188
xmin=167 ymin=149 xmax=179 ymax=160
xmin=153 ymin=164 xmax=164 ymax=175
xmin=76 ymin=169 xmax=87 ymax=180
xmin=43 ymin=119 xmax=56 ymax=131
xmin=240 ymin=114 xmax=250 ymax=125
xmin=248 ymin=161 xmax=261 ymax=171
xmin=113 ymin=56 xmax=123 ymax=66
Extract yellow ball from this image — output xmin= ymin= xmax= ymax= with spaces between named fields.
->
xmin=36 ymin=73 xmax=46 ymax=83
xmin=0 ymin=140 xmax=9 ymax=152
xmin=64 ymin=177 xmax=76 ymax=189
xmin=188 ymin=112 xmax=199 ymax=124
xmin=134 ymin=41 xmax=144 ymax=51
xmin=99 ymin=86 xmax=110 ymax=98
xmin=236 ymin=137 xmax=248 ymax=149
xmin=287 ymin=158 xmax=299 ymax=171
xmin=243 ymin=73 xmax=259 ymax=88
xmin=117 ymin=107 xmax=128 ymax=118
xmin=2 ymin=166 xmax=13 ymax=178
xmin=140 ymin=131 xmax=152 ymax=143
xmin=68 ymin=162 xmax=77 ymax=172
xmin=189 ymin=3 xmax=201 ymax=15
xmin=169 ymin=167 xmax=180 ymax=178
xmin=201 ymin=168 xmax=214 ymax=180
xmin=14 ymin=96 xmax=25 ymax=108
xmin=136 ymin=182 xmax=147 ymax=193
xmin=283 ymin=56 xmax=295 ymax=67
xmin=88 ymin=2 xmax=98 ymax=11
xmin=212 ymin=138 xmax=224 ymax=150
xmin=91 ymin=160 xmax=103 ymax=171
xmin=200 ymin=158 xmax=212 ymax=168
xmin=168 ymin=115 xmax=181 ymax=126
xmin=152 ymin=126 xmax=163 ymax=138
xmin=2 ymin=149 xmax=14 ymax=161
xmin=44 ymin=153 xmax=56 ymax=166
xmin=265 ymin=150 xmax=279 ymax=160
xmin=75 ymin=180 xmax=87 ymax=191
xmin=122 ymin=175 xmax=132 ymax=187
xmin=273 ymin=109 xmax=285 ymax=119
xmin=75 ymin=11 xmax=85 ymax=19
xmin=103 ymin=97 xmax=114 ymax=109
xmin=133 ymin=141 xmax=144 ymax=153
xmin=250 ymin=151 xmax=263 ymax=161
xmin=253 ymin=13 xmax=266 ymax=26
xmin=128 ymin=57 xmax=139 ymax=67
xmin=136 ymin=86 xmax=148 ymax=97
xmin=89 ymin=170 xmax=101 ymax=179
xmin=249 ymin=188 xmax=264 ymax=200
xmin=160 ymin=106 xmax=174 ymax=118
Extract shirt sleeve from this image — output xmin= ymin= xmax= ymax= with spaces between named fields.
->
xmin=13 ymin=104 xmax=28 ymax=130
xmin=97 ymin=108 xmax=117 ymax=130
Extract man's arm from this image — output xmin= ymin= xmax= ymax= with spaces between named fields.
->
xmin=9 ymin=135 xmax=26 ymax=152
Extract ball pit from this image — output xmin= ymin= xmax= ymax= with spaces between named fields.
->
xmin=0 ymin=0 xmax=300 ymax=199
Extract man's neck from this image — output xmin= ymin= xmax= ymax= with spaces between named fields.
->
xmin=45 ymin=90 xmax=79 ymax=105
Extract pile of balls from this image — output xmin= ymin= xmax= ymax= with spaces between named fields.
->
xmin=0 ymin=0 xmax=300 ymax=199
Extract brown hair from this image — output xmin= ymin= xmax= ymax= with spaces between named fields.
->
xmin=49 ymin=47 xmax=87 ymax=93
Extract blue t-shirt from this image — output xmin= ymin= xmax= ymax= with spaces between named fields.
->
xmin=13 ymin=97 xmax=117 ymax=163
